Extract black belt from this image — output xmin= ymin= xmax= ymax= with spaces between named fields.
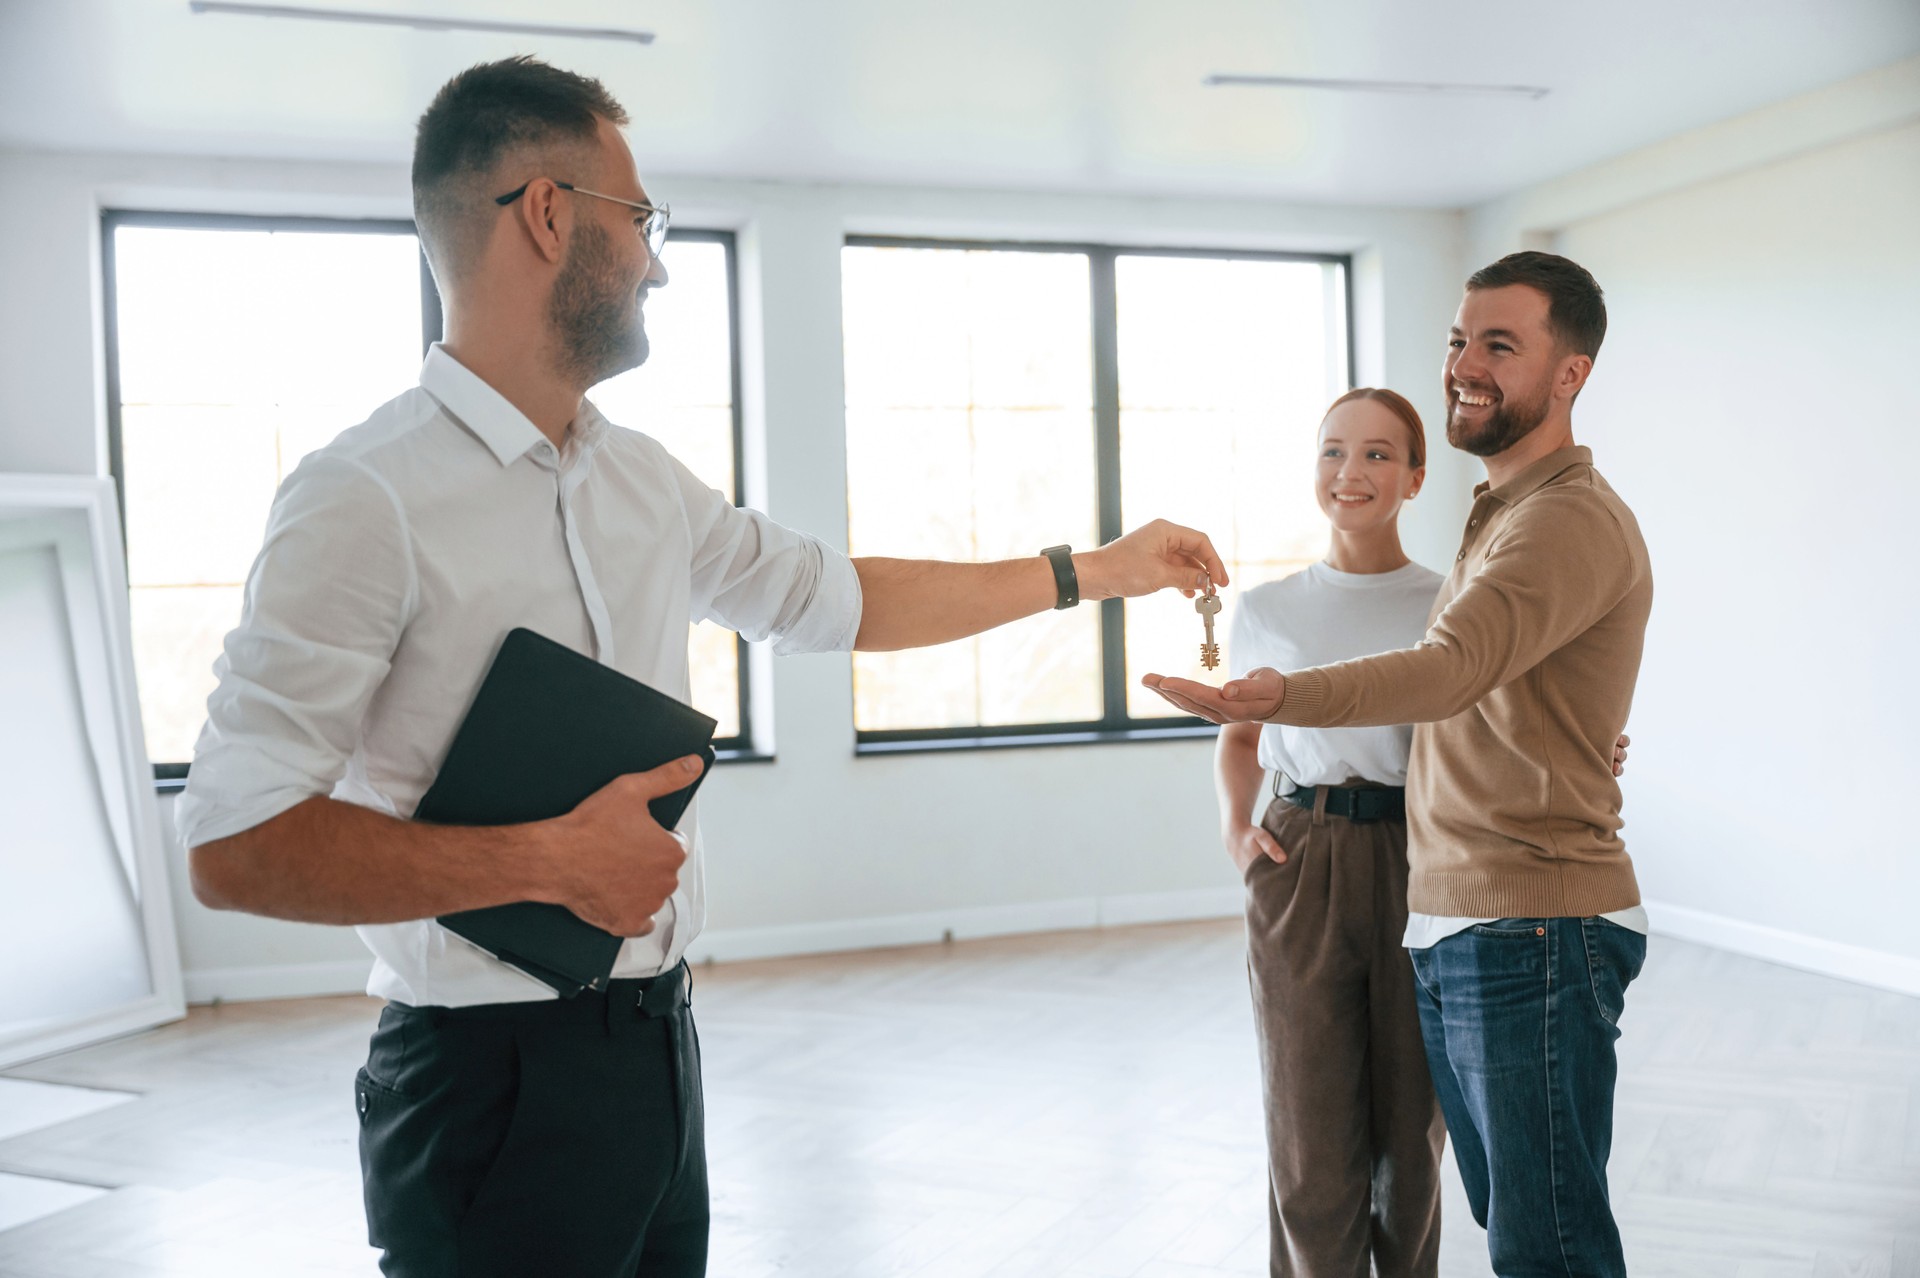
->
xmin=1283 ymin=783 xmax=1406 ymax=823
xmin=603 ymin=962 xmax=691 ymax=1018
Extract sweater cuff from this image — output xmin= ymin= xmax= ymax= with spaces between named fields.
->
xmin=1264 ymin=668 xmax=1332 ymax=727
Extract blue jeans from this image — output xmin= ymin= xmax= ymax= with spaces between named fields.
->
xmin=1409 ymin=917 xmax=1646 ymax=1277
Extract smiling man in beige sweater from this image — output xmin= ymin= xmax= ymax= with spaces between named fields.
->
xmin=1148 ymin=253 xmax=1652 ymax=1277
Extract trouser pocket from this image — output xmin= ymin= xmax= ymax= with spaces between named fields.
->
xmin=355 ymin=1067 xmax=424 ymax=1257
xmin=355 ymin=1008 xmax=516 ymax=1278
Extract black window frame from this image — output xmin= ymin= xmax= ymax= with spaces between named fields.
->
xmin=101 ymin=210 xmax=756 ymax=790
xmin=842 ymin=234 xmax=1355 ymax=756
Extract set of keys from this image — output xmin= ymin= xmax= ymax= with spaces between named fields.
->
xmin=1195 ymin=579 xmax=1221 ymax=671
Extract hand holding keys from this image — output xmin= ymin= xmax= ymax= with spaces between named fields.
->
xmin=1196 ymin=580 xmax=1221 ymax=671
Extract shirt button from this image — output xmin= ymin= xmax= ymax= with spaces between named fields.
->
xmin=1457 ymin=552 xmax=1465 ymax=561
xmin=1469 ymin=519 xmax=1478 ymax=528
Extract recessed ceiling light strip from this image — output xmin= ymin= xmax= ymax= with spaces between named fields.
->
xmin=187 ymin=1 xmax=655 ymax=45
xmin=1205 ymin=74 xmax=1548 ymax=100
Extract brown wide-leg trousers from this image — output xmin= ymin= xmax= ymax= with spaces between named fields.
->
xmin=1245 ymin=788 xmax=1445 ymax=1278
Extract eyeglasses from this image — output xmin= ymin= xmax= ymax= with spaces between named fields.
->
xmin=494 ymin=180 xmax=671 ymax=258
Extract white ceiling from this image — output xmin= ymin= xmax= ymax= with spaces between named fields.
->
xmin=1 ymin=0 xmax=1916 ymax=208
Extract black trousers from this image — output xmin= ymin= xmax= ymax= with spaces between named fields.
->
xmin=355 ymin=963 xmax=707 ymax=1278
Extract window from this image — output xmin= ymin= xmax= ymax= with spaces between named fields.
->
xmin=105 ymin=215 xmax=426 ymax=784
xmin=1112 ymin=253 xmax=1350 ymax=720
xmin=103 ymin=214 xmax=750 ymax=784
xmin=841 ymin=244 xmax=1104 ymax=733
xmin=842 ymin=238 xmax=1350 ymax=748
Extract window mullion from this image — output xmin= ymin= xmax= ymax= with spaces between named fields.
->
xmin=1089 ymin=249 xmax=1126 ymax=727
xmin=720 ymin=233 xmax=754 ymax=753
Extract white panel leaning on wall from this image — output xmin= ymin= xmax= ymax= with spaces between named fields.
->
xmin=0 ymin=475 xmax=185 ymax=1068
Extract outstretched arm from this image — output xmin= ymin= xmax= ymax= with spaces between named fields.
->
xmin=853 ymin=519 xmax=1226 ymax=652
xmin=1143 ymin=491 xmax=1637 ymax=728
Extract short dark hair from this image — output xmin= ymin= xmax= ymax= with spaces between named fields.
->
xmin=412 ymin=56 xmax=629 ymax=285
xmin=1465 ymin=251 xmax=1608 ymax=360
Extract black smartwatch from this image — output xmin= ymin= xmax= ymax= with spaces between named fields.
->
xmin=1041 ymin=544 xmax=1079 ymax=610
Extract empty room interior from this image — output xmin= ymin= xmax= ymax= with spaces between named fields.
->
xmin=1 ymin=2 xmax=1917 ymax=1275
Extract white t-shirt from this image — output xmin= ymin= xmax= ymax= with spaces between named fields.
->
xmin=1227 ymin=560 xmax=1444 ymax=788
xmin=1226 ymin=559 xmax=1648 ymax=949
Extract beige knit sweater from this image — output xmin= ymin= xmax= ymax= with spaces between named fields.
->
xmin=1265 ymin=446 xmax=1653 ymax=917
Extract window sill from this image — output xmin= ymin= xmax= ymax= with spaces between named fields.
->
xmin=855 ymin=722 xmax=1217 ymax=758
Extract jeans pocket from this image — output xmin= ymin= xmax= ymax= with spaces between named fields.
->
xmin=1582 ymin=918 xmax=1648 ymax=1027
xmin=1466 ymin=917 xmax=1548 ymax=938
xmin=1408 ymin=943 xmax=1440 ymax=1001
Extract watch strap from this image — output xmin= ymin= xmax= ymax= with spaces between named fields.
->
xmin=1041 ymin=544 xmax=1079 ymax=610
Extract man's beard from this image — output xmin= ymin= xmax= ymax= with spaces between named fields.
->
xmin=1446 ymin=377 xmax=1551 ymax=458
xmin=549 ymin=219 xmax=647 ymax=387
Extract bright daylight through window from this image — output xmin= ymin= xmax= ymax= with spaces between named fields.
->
xmin=107 ymin=220 xmax=746 ymax=775
xmin=579 ymin=234 xmax=745 ymax=744
xmin=842 ymin=240 xmax=1350 ymax=742
xmin=1114 ymin=253 xmax=1349 ymax=719
xmin=842 ymin=244 xmax=1104 ymax=734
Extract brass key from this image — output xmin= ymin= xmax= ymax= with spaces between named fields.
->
xmin=1196 ymin=585 xmax=1221 ymax=671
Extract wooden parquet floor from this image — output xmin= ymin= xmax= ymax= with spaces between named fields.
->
xmin=0 ymin=922 xmax=1915 ymax=1276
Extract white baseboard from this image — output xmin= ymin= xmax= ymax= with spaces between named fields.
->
xmin=1646 ymin=899 xmax=1920 ymax=998
xmin=684 ymin=887 xmax=1244 ymax=966
xmin=1097 ymin=886 xmax=1244 ymax=929
xmin=179 ymin=891 xmax=1246 ymax=1002
xmin=183 ymin=959 xmax=373 ymax=1005
xmin=179 ymin=898 xmax=1920 ymax=1004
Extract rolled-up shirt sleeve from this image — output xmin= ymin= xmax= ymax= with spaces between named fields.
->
xmin=672 ymin=456 xmax=861 ymax=656
xmin=175 ymin=454 xmax=417 ymax=848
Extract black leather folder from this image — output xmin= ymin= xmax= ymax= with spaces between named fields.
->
xmin=418 ymin=627 xmax=717 ymax=996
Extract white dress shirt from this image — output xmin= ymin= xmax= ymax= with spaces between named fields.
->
xmin=176 ymin=346 xmax=862 ymax=1006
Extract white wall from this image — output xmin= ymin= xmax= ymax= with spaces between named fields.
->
xmin=0 ymin=146 xmax=1471 ymax=1000
xmin=1468 ymin=59 xmax=1920 ymax=993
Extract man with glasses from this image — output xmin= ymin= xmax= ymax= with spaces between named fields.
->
xmin=497 ymin=178 xmax=670 ymax=250
xmin=177 ymin=56 xmax=1228 ymax=1278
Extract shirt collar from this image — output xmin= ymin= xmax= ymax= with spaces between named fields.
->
xmin=418 ymin=344 xmax=555 ymax=468
xmin=571 ymin=397 xmax=612 ymax=456
xmin=1474 ymin=444 xmax=1593 ymax=506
